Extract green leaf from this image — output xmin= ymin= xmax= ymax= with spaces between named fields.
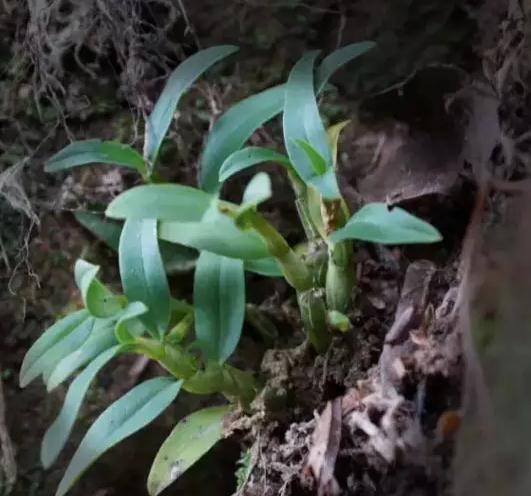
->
xmin=307 ymin=169 xmax=341 ymax=201
xmin=56 ymin=377 xmax=182 ymax=496
xmin=284 ymin=51 xmax=338 ymax=199
xmin=46 ymin=318 xmax=116 ymax=391
xmin=193 ymin=252 xmax=245 ymax=363
xmin=119 ymin=219 xmax=170 ymax=339
xmin=315 ymin=41 xmax=375 ymax=87
xmin=106 ymin=185 xmax=270 ymax=260
xmin=29 ymin=319 xmax=94 ymax=388
xmin=244 ymin=257 xmax=282 ymax=277
xmin=293 ymin=139 xmax=328 ymax=175
xmin=20 ymin=310 xmax=90 ymax=387
xmin=74 ymin=259 xmax=124 ymax=318
xmin=306 ymin=186 xmax=327 ymax=239
xmin=200 ymin=85 xmax=285 ymax=192
xmin=242 ymin=172 xmax=272 ymax=206
xmin=329 ymin=203 xmax=443 ymax=244
xmin=106 ymin=184 xmax=212 ymax=222
xmin=145 ymin=45 xmax=239 ymax=165
xmin=147 ymin=405 xmax=230 ymax=496
xmin=233 ymin=173 xmax=272 ymax=231
xmin=45 ymin=140 xmax=145 ymax=175
xmin=74 ymin=211 xmax=197 ymax=274
xmin=41 ymin=345 xmax=122 ymax=469
xmin=326 ymin=120 xmax=350 ymax=168
xmin=218 ymin=146 xmax=291 ymax=183
xmin=200 ymin=42 xmax=375 ymax=193
xmin=159 ymin=218 xmax=269 ymax=260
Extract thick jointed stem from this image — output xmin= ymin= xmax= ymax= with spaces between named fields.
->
xmin=326 ymin=239 xmax=354 ymax=312
xmin=220 ymin=203 xmax=313 ymax=292
xmin=130 ymin=337 xmax=197 ymax=379
xmin=297 ymin=288 xmax=330 ymax=352
xmin=219 ymin=202 xmax=331 ymax=350
xmin=323 ymin=198 xmax=355 ymax=312
xmin=251 ymin=214 xmax=314 ymax=291
xmin=166 ymin=311 xmax=194 ymax=344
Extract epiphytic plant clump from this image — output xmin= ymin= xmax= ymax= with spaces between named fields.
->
xmin=20 ymin=44 xmax=441 ymax=496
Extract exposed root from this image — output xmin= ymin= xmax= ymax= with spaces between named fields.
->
xmin=21 ymin=0 xmax=187 ymax=113
xmin=0 ymin=161 xmax=39 ymax=289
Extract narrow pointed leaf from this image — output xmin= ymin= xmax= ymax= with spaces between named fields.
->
xmin=45 ymin=140 xmax=145 ymax=174
xmin=147 ymin=405 xmax=230 ymax=495
xmin=219 ymin=146 xmax=291 ymax=183
xmin=119 ymin=219 xmax=170 ymax=339
xmin=200 ymin=42 xmax=374 ymax=193
xmin=20 ymin=310 xmax=89 ymax=386
xmin=329 ymin=203 xmax=442 ymax=244
xmin=106 ymin=184 xmax=212 ymax=222
xmin=315 ymin=41 xmax=375 ymax=87
xmin=200 ymin=85 xmax=285 ymax=192
xmin=41 ymin=345 xmax=122 ymax=469
xmin=46 ymin=318 xmax=116 ymax=391
xmin=21 ymin=318 xmax=94 ymax=388
xmin=293 ymin=139 xmax=328 ymax=175
xmin=74 ymin=211 xmax=197 ymax=274
xmin=74 ymin=259 xmax=124 ymax=317
xmin=145 ymin=45 xmax=239 ymax=164
xmin=306 ymin=185 xmax=327 ymax=239
xmin=194 ymin=252 xmax=245 ymax=363
xmin=284 ymin=51 xmax=338 ymax=199
xmin=56 ymin=377 xmax=182 ymax=496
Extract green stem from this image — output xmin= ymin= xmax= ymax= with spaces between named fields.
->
xmin=130 ymin=337 xmax=197 ymax=379
xmin=297 ymin=288 xmax=331 ymax=352
xmin=166 ymin=311 xmax=194 ymax=344
xmin=251 ymin=214 xmax=313 ymax=291
xmin=219 ymin=204 xmax=312 ymax=292
xmin=325 ymin=239 xmax=354 ymax=312
xmin=323 ymin=198 xmax=355 ymax=313
xmin=183 ymin=362 xmax=258 ymax=408
xmin=219 ymin=203 xmax=331 ymax=352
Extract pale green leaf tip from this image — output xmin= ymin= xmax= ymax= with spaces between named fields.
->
xmin=218 ymin=164 xmax=232 ymax=183
xmin=19 ymin=374 xmax=29 ymax=388
xmin=104 ymin=201 xmax=119 ymax=219
xmin=41 ymin=438 xmax=55 ymax=470
xmin=242 ymin=172 xmax=272 ymax=205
